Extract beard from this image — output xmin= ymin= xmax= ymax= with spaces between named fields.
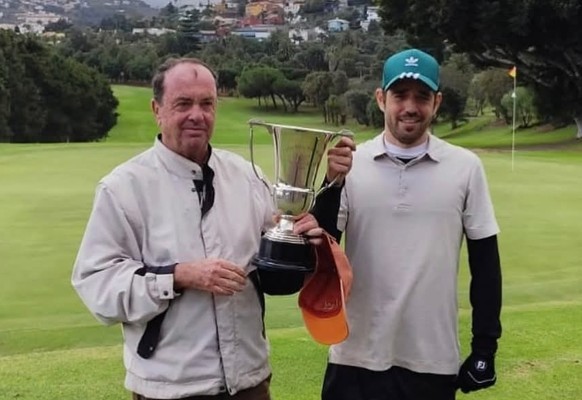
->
xmin=386 ymin=117 xmax=431 ymax=147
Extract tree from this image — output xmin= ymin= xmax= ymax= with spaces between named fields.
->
xmin=0 ymin=30 xmax=117 ymax=143
xmin=439 ymin=87 xmax=465 ymax=130
xmin=178 ymin=10 xmax=201 ymax=54
xmin=326 ymin=94 xmax=346 ymax=126
xmin=293 ymin=43 xmax=328 ymax=72
xmin=300 ymin=0 xmax=326 ymax=14
xmin=479 ymin=68 xmax=514 ymax=120
xmin=44 ymin=18 xmax=73 ymax=32
xmin=217 ymin=68 xmax=238 ymax=95
xmin=377 ymin=0 xmax=447 ymax=60
xmin=302 ymin=71 xmax=334 ymax=122
xmin=367 ymin=20 xmax=381 ymax=36
xmin=467 ymin=73 xmax=488 ymax=117
xmin=336 ymin=46 xmax=360 ymax=77
xmin=2 ymin=35 xmax=46 ymax=142
xmin=270 ymin=32 xmax=295 ymax=63
xmin=159 ymin=2 xmax=180 ymax=29
xmin=0 ymin=51 xmax=11 ymax=141
xmin=126 ymin=53 xmax=156 ymax=81
xmin=331 ymin=70 xmax=349 ymax=96
xmin=377 ymin=0 xmax=582 ymax=137
xmin=238 ymin=66 xmax=285 ymax=109
xmin=367 ymin=97 xmax=384 ymax=128
xmin=345 ymin=90 xmax=371 ymax=125
xmin=156 ymin=33 xmax=183 ymax=57
xmin=368 ymin=32 xmax=410 ymax=80
xmin=439 ymin=54 xmax=474 ymax=129
xmin=238 ymin=67 xmax=265 ymax=106
xmin=501 ymin=87 xmax=537 ymax=128
xmin=273 ymin=78 xmax=306 ymax=112
xmin=63 ymin=27 xmax=95 ymax=55
xmin=99 ymin=14 xmax=134 ymax=32
xmin=26 ymin=51 xmax=118 ymax=142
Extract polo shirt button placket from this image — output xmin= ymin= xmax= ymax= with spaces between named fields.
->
xmin=398 ymin=168 xmax=406 ymax=197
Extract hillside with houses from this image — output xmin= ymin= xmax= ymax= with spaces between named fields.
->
xmin=0 ymin=0 xmax=380 ymax=42
xmin=2 ymin=0 xmax=580 ymax=143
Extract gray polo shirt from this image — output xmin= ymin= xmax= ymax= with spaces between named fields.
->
xmin=331 ymin=134 xmax=499 ymax=375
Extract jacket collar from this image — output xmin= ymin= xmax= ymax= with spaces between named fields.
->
xmin=153 ymin=134 xmax=213 ymax=179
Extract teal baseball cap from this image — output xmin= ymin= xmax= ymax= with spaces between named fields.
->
xmin=382 ymin=49 xmax=440 ymax=92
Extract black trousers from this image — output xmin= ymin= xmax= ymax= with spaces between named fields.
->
xmin=132 ymin=378 xmax=270 ymax=400
xmin=322 ymin=363 xmax=456 ymax=400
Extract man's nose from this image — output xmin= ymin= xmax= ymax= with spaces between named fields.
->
xmin=402 ymin=97 xmax=419 ymax=113
xmin=187 ymin=105 xmax=204 ymax=121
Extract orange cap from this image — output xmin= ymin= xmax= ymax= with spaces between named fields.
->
xmin=298 ymin=233 xmax=353 ymax=345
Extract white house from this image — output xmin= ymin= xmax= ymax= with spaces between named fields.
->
xmin=288 ymin=26 xmax=327 ymax=44
xmin=361 ymin=6 xmax=381 ymax=31
xmin=132 ymin=27 xmax=176 ymax=36
xmin=327 ymin=18 xmax=349 ymax=32
xmin=231 ymin=24 xmax=279 ymax=41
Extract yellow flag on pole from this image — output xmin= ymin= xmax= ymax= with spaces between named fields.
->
xmin=508 ymin=66 xmax=517 ymax=78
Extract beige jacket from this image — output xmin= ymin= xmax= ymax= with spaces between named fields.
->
xmin=72 ymin=138 xmax=275 ymax=398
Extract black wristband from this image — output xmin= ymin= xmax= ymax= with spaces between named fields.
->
xmin=471 ymin=335 xmax=498 ymax=355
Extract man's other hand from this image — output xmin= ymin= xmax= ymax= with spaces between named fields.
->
xmin=456 ymin=353 xmax=497 ymax=393
xmin=326 ymin=137 xmax=356 ymax=185
xmin=174 ymin=260 xmax=247 ymax=295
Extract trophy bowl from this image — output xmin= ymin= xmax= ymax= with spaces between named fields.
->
xmin=249 ymin=119 xmax=354 ymax=294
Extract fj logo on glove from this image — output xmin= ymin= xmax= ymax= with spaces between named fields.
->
xmin=475 ymin=360 xmax=487 ymax=371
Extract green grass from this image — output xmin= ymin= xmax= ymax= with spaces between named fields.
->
xmin=1 ymin=85 xmax=581 ymax=399
xmin=437 ymin=119 xmax=580 ymax=149
xmin=109 ymin=84 xmax=581 ymax=150
xmin=108 ymin=85 xmax=378 ymax=145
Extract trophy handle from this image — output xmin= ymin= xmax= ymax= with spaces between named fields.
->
xmin=314 ymin=129 xmax=354 ymax=197
xmin=249 ymin=119 xmax=272 ymax=192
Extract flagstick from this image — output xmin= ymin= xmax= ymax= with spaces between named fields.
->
xmin=511 ymin=75 xmax=517 ymax=171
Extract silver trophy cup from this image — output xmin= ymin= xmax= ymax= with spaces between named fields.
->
xmin=249 ymin=119 xmax=354 ymax=285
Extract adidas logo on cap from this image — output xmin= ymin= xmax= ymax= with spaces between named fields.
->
xmin=404 ymin=56 xmax=419 ymax=67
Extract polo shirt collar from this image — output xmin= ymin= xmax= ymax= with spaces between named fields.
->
xmin=425 ymin=135 xmax=445 ymax=162
xmin=153 ymin=134 xmax=212 ymax=179
xmin=370 ymin=133 xmax=388 ymax=159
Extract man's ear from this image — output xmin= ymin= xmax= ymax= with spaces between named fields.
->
xmin=433 ymin=91 xmax=443 ymax=117
xmin=375 ymin=88 xmax=385 ymax=112
xmin=151 ymin=99 xmax=161 ymax=127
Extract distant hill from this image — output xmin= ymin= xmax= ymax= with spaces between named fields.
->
xmin=0 ymin=0 xmax=158 ymax=27
xmin=74 ymin=0 xmax=158 ymax=26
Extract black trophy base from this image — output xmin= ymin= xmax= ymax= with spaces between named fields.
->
xmin=252 ymin=237 xmax=315 ymax=295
